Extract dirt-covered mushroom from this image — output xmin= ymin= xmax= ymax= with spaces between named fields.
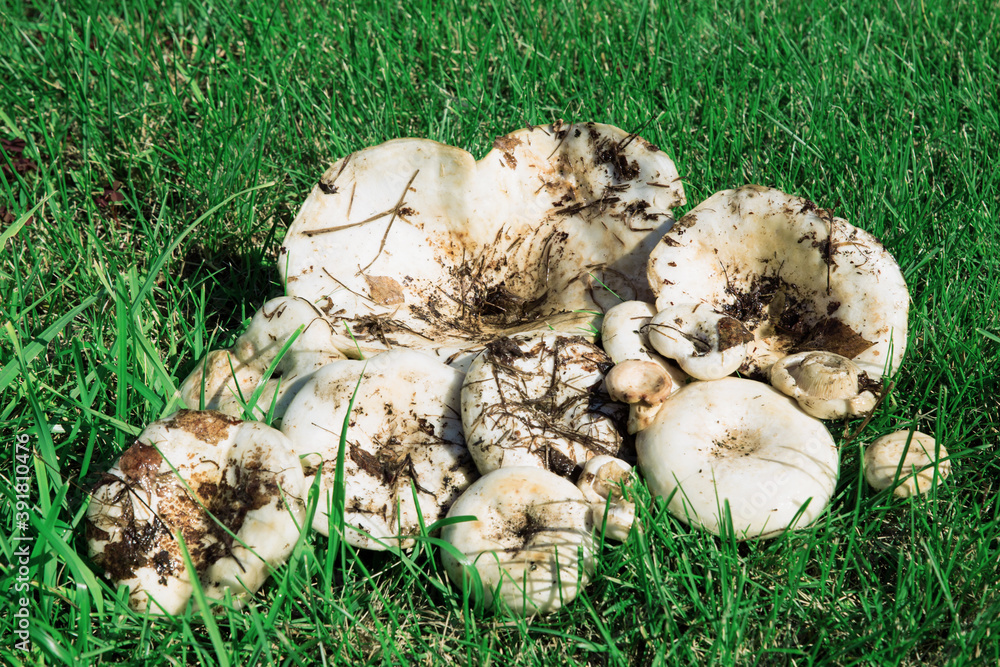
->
xmin=179 ymin=297 xmax=351 ymax=422
xmin=461 ymin=333 xmax=624 ymax=478
xmin=576 ymin=455 xmax=635 ymax=541
xmin=279 ymin=349 xmax=478 ymax=548
xmin=645 ymin=303 xmax=752 ymax=380
xmin=647 ymin=186 xmax=909 ymax=380
xmin=440 ymin=466 xmax=595 ymax=616
xmin=863 ymin=430 xmax=951 ymax=497
xmin=279 ymin=122 xmax=685 ymax=371
xmin=770 ymin=350 xmax=878 ymax=419
xmin=600 ymin=300 xmax=685 ymax=432
xmin=86 ymin=410 xmax=306 ymax=614
xmin=637 ymin=378 xmax=839 ymax=539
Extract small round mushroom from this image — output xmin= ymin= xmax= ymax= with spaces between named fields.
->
xmin=645 ymin=304 xmax=752 ymax=380
xmin=280 ymin=349 xmax=479 ymax=548
xmin=637 ymin=378 xmax=839 ymax=539
xmin=576 ymin=455 xmax=635 ymax=541
xmin=461 ymin=333 xmax=624 ymax=478
xmin=770 ymin=351 xmax=878 ymax=419
xmin=440 ymin=466 xmax=596 ymax=616
xmin=863 ymin=430 xmax=951 ymax=497
xmin=604 ymin=360 xmax=673 ymax=433
xmin=179 ymin=296 xmax=351 ymax=422
xmin=600 ymin=300 xmax=686 ymax=432
xmin=86 ymin=410 xmax=306 ymax=614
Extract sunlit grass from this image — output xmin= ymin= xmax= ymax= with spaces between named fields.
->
xmin=1 ymin=0 xmax=998 ymax=664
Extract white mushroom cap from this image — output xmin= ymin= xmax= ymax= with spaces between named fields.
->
xmin=180 ymin=297 xmax=350 ymax=421
xmin=604 ymin=360 xmax=673 ymax=434
xmin=863 ymin=430 xmax=951 ymax=497
xmin=279 ymin=349 xmax=478 ymax=548
xmin=599 ymin=300 xmax=686 ymax=432
xmin=770 ymin=351 xmax=878 ymax=419
xmin=647 ymin=186 xmax=909 ymax=379
xmin=637 ymin=378 xmax=839 ymax=539
xmin=86 ymin=410 xmax=306 ymax=614
xmin=576 ymin=455 xmax=635 ymax=542
xmin=440 ymin=466 xmax=595 ymax=616
xmin=646 ymin=303 xmax=751 ymax=380
xmin=279 ymin=123 xmax=685 ymax=371
xmin=461 ymin=333 xmax=624 ymax=478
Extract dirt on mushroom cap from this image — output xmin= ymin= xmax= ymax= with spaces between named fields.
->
xmin=647 ymin=185 xmax=909 ymax=379
xmin=279 ymin=122 xmax=685 ymax=370
xmin=86 ymin=410 xmax=306 ymax=614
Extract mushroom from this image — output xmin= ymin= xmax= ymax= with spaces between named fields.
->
xmin=770 ymin=350 xmax=878 ymax=419
xmin=461 ymin=332 xmax=624 ymax=478
xmin=279 ymin=349 xmax=478 ymax=548
xmin=86 ymin=410 xmax=306 ymax=614
xmin=576 ymin=455 xmax=635 ymax=541
xmin=863 ymin=430 xmax=951 ymax=497
xmin=637 ymin=378 xmax=839 ymax=539
xmin=647 ymin=186 xmax=909 ymax=379
xmin=645 ymin=303 xmax=752 ymax=380
xmin=279 ymin=122 xmax=685 ymax=371
xmin=179 ymin=297 xmax=351 ymax=422
xmin=599 ymin=300 xmax=686 ymax=432
xmin=440 ymin=466 xmax=595 ymax=616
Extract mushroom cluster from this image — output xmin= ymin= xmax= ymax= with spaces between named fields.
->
xmin=86 ymin=122 xmax=947 ymax=617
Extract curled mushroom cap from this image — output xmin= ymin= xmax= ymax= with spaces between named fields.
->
xmin=637 ymin=378 xmax=839 ymax=539
xmin=648 ymin=186 xmax=909 ymax=379
xmin=279 ymin=122 xmax=685 ymax=371
xmin=86 ymin=410 xmax=306 ymax=614
xmin=646 ymin=303 xmax=752 ymax=380
xmin=440 ymin=467 xmax=595 ymax=616
xmin=461 ymin=333 xmax=624 ymax=478
xmin=179 ymin=297 xmax=350 ymax=422
xmin=863 ymin=430 xmax=951 ymax=497
xmin=770 ymin=351 xmax=878 ymax=419
xmin=280 ymin=349 xmax=478 ymax=548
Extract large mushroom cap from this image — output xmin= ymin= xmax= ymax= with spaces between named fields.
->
xmin=279 ymin=349 xmax=478 ymax=548
xmin=647 ymin=186 xmax=909 ymax=379
xmin=461 ymin=332 xmax=624 ymax=478
xmin=637 ymin=378 xmax=839 ymax=539
xmin=440 ymin=466 xmax=595 ymax=616
xmin=279 ymin=122 xmax=685 ymax=370
xmin=86 ymin=410 xmax=306 ymax=614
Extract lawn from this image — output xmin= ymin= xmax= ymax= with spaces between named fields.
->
xmin=1 ymin=0 xmax=999 ymax=664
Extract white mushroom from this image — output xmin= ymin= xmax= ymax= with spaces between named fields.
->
xmin=599 ymin=300 xmax=686 ymax=432
xmin=647 ymin=186 xmax=909 ymax=379
xmin=770 ymin=351 xmax=878 ymax=419
xmin=637 ymin=378 xmax=839 ymax=540
xmin=646 ymin=303 xmax=752 ymax=380
xmin=86 ymin=410 xmax=306 ymax=614
xmin=461 ymin=333 xmax=624 ymax=478
xmin=179 ymin=297 xmax=351 ymax=422
xmin=440 ymin=466 xmax=595 ymax=616
xmin=279 ymin=122 xmax=685 ymax=371
xmin=279 ymin=349 xmax=478 ymax=548
xmin=576 ymin=455 xmax=635 ymax=541
xmin=863 ymin=430 xmax=951 ymax=497
xmin=604 ymin=360 xmax=673 ymax=434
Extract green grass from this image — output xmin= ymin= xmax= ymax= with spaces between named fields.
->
xmin=2 ymin=0 xmax=999 ymax=664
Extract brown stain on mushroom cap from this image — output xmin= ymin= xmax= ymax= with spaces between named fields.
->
xmin=163 ymin=409 xmax=242 ymax=445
